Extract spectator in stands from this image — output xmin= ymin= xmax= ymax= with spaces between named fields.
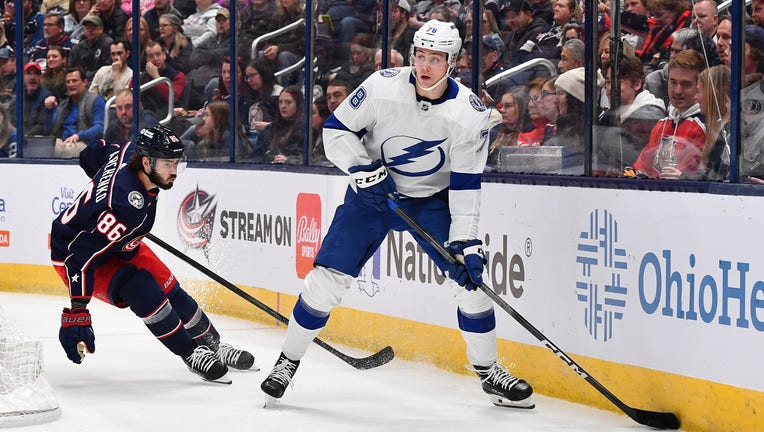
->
xmin=739 ymin=25 xmax=764 ymax=180
xmin=174 ymin=0 xmax=197 ymax=18
xmin=530 ymin=0 xmax=553 ymax=25
xmin=260 ymin=0 xmax=305 ymax=85
xmin=145 ymin=0 xmax=183 ymax=40
xmin=238 ymin=0 xmax=275 ymax=61
xmin=68 ymin=14 xmax=113 ymax=81
xmin=482 ymin=33 xmax=505 ymax=82
xmin=157 ymin=14 xmax=192 ymax=74
xmin=310 ymin=95 xmax=331 ymax=166
xmin=124 ymin=16 xmax=151 ymax=68
xmin=523 ymin=0 xmax=578 ymax=74
xmin=716 ymin=15 xmax=731 ymax=67
xmin=638 ymin=0 xmax=691 ymax=72
xmin=49 ymin=66 xmax=105 ymax=158
xmin=625 ymin=0 xmax=649 ymax=15
xmin=487 ymin=87 xmax=532 ymax=169
xmin=0 ymin=46 xmax=15 ymax=102
xmin=597 ymin=52 xmax=665 ymax=175
xmin=501 ymin=0 xmax=547 ymax=82
xmin=632 ymin=49 xmax=705 ymax=179
xmin=88 ymin=38 xmax=131 ymax=99
xmin=644 ymin=27 xmax=697 ymax=108
xmin=558 ymin=38 xmax=584 ymax=73
xmin=40 ymin=0 xmax=69 ymax=13
xmin=537 ymin=77 xmax=559 ymax=144
xmin=139 ymin=40 xmax=186 ymax=118
xmin=182 ymin=100 xmax=250 ymax=161
xmin=42 ymin=45 xmax=68 ymax=99
xmin=516 ymin=77 xmax=548 ymax=146
xmin=29 ymin=12 xmax=72 ymax=63
xmin=330 ymin=36 xmax=374 ymax=90
xmin=94 ymin=0 xmax=126 ymax=40
xmin=182 ymin=0 xmax=221 ymax=47
xmin=560 ymin=21 xmax=582 ymax=44
xmin=240 ymin=58 xmax=282 ymax=145
xmin=254 ymin=85 xmax=304 ymax=164
xmin=549 ymin=67 xmax=593 ymax=172
xmin=188 ymin=9 xmax=229 ymax=98
xmin=104 ymin=88 xmax=158 ymax=145
xmin=375 ymin=48 xmax=404 ymax=70
xmin=320 ymin=0 xmax=378 ymax=46
xmin=0 ymin=103 xmax=16 ymax=157
xmin=391 ymin=0 xmax=416 ymax=65
xmin=325 ymin=78 xmax=351 ymax=112
xmin=3 ymin=0 xmax=45 ymax=57
xmin=63 ymin=0 xmax=94 ymax=44
xmin=752 ymin=0 xmax=764 ymax=28
xmin=692 ymin=64 xmax=730 ymax=181
xmin=9 ymin=62 xmax=53 ymax=137
xmin=690 ymin=0 xmax=717 ymax=41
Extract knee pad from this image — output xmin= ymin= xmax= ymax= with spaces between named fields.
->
xmin=301 ymin=265 xmax=354 ymax=313
xmin=451 ymin=280 xmax=493 ymax=315
xmin=119 ymin=269 xmax=169 ymax=318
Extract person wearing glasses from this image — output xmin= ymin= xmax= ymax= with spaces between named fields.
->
xmin=144 ymin=0 xmax=183 ymax=40
xmin=63 ymin=0 xmax=95 ymax=44
xmin=29 ymin=11 xmax=73 ymax=64
xmin=68 ymin=14 xmax=113 ymax=81
xmin=51 ymin=125 xmax=256 ymax=384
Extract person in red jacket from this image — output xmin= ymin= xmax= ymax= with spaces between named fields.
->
xmin=632 ymin=49 xmax=705 ymax=179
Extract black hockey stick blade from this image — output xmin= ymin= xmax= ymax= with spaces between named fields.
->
xmin=387 ymin=196 xmax=680 ymax=430
xmin=146 ymin=233 xmax=395 ymax=371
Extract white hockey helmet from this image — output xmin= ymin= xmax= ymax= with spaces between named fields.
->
xmin=411 ymin=20 xmax=462 ymax=67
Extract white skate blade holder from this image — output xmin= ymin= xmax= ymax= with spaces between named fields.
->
xmin=489 ymin=394 xmax=536 ymax=409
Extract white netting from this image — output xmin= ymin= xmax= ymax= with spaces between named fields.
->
xmin=0 ymin=305 xmax=61 ymax=428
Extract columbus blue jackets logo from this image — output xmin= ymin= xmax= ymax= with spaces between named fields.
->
xmin=127 ymin=191 xmax=144 ymax=209
xmin=381 ymin=135 xmax=447 ymax=177
xmin=177 ymin=185 xmax=217 ymax=257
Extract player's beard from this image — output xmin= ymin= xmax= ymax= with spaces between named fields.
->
xmin=149 ymin=170 xmax=176 ymax=190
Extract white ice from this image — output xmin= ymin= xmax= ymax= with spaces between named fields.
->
xmin=1 ymin=292 xmax=681 ymax=431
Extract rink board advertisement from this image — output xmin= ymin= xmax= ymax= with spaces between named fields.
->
xmin=0 ymin=165 xmax=762 ymax=419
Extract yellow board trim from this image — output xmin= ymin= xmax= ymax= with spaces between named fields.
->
xmin=2 ymin=263 xmax=761 ymax=432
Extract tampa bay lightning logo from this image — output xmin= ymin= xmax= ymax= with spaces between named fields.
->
xmin=469 ymin=94 xmax=486 ymax=112
xmin=381 ymin=136 xmax=447 ymax=177
xmin=379 ymin=68 xmax=400 ymax=78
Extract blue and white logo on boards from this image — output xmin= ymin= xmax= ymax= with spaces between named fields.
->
xmin=575 ymin=209 xmax=628 ymax=341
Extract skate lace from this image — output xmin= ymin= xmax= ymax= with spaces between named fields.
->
xmin=187 ymin=346 xmax=218 ymax=372
xmin=217 ymin=343 xmax=242 ymax=365
xmin=471 ymin=363 xmax=519 ymax=390
xmin=269 ymin=357 xmax=298 ymax=387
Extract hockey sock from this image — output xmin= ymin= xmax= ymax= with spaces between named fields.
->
xmin=120 ymin=269 xmax=196 ymax=357
xmin=457 ymin=307 xmax=499 ymax=366
xmin=170 ymin=288 xmax=220 ymax=351
xmin=282 ymin=296 xmax=329 ymax=360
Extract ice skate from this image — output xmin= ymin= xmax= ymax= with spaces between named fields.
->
xmin=217 ymin=342 xmax=258 ymax=371
xmin=184 ymin=345 xmax=231 ymax=384
xmin=260 ymin=352 xmax=300 ymax=404
xmin=471 ymin=362 xmax=535 ymax=409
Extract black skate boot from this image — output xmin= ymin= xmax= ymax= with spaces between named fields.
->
xmin=217 ymin=343 xmax=258 ymax=370
xmin=260 ymin=352 xmax=300 ymax=400
xmin=183 ymin=345 xmax=231 ymax=384
xmin=472 ymin=362 xmax=534 ymax=409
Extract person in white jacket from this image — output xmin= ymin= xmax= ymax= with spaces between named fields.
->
xmin=181 ymin=0 xmax=221 ymax=47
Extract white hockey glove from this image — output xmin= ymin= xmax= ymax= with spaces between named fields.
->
xmin=446 ymin=239 xmax=487 ymax=291
xmin=348 ymin=160 xmax=398 ymax=212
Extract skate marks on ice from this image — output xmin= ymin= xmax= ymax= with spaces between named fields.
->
xmin=1 ymin=292 xmax=684 ymax=432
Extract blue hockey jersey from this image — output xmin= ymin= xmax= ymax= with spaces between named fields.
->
xmin=51 ymin=141 xmax=159 ymax=300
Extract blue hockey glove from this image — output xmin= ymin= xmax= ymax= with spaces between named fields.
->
xmin=348 ymin=160 xmax=397 ymax=212
xmin=59 ymin=307 xmax=95 ymax=364
xmin=446 ymin=240 xmax=487 ymax=291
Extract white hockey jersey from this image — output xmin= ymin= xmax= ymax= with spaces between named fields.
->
xmin=323 ymin=67 xmax=491 ymax=241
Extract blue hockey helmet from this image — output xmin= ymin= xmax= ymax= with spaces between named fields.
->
xmin=135 ymin=125 xmax=185 ymax=159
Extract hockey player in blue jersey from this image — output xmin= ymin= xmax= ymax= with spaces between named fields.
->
xmin=51 ymin=125 xmax=255 ymax=384
xmin=261 ymin=20 xmax=534 ymax=408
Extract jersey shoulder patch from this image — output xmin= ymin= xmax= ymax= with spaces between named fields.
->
xmin=469 ymin=94 xmax=486 ymax=112
xmin=379 ymin=68 xmax=401 ymax=78
xmin=128 ymin=191 xmax=145 ymax=209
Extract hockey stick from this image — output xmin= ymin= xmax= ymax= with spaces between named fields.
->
xmin=386 ymin=197 xmax=680 ymax=430
xmin=145 ymin=233 xmax=394 ymax=370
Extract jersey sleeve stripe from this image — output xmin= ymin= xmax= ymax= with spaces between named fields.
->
xmin=450 ymin=172 xmax=482 ymax=191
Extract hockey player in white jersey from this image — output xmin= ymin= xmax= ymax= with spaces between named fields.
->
xmin=261 ymin=20 xmax=534 ymax=408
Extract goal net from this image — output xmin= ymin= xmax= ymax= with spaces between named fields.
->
xmin=0 ymin=305 xmax=60 ymax=428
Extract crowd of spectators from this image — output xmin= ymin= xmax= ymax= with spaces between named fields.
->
xmin=0 ymin=0 xmax=758 ymax=181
